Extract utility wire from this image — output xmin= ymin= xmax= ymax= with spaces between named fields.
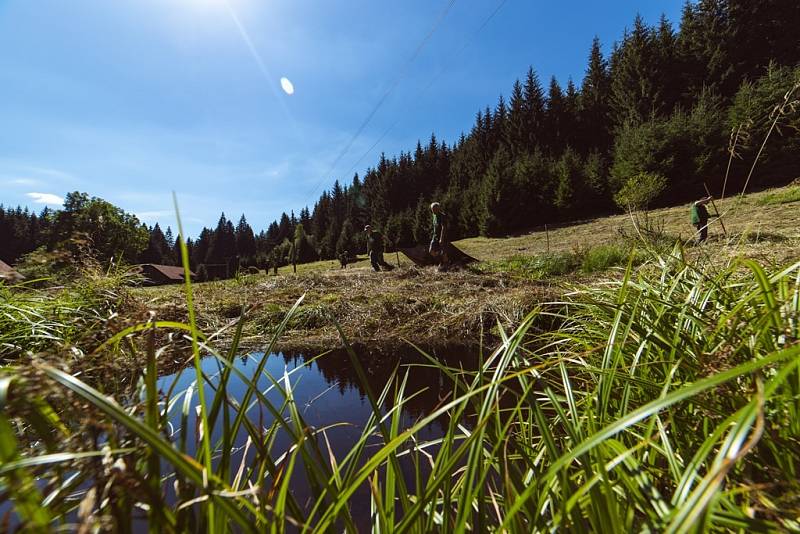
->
xmin=339 ymin=0 xmax=510 ymax=182
xmin=302 ymin=0 xmax=458 ymax=206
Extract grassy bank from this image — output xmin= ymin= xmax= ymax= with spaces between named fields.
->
xmin=2 ymin=244 xmax=799 ymax=531
xmin=137 ymin=266 xmax=558 ymax=352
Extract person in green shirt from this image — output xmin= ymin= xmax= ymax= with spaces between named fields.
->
xmin=364 ymin=225 xmax=394 ymax=272
xmin=690 ymin=196 xmax=713 ymax=243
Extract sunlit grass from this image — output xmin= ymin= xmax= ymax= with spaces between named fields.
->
xmin=756 ymin=184 xmax=800 ymax=206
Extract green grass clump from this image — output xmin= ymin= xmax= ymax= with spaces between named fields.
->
xmin=756 ymin=185 xmax=800 ymax=205
xmin=579 ymin=243 xmax=638 ymax=273
xmin=0 ymin=264 xmax=137 ymax=359
xmin=478 ymin=251 xmax=580 ymax=279
xmin=479 ymin=244 xmax=647 ymax=279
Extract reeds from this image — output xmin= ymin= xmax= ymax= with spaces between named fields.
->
xmin=2 ymin=242 xmax=800 ymax=531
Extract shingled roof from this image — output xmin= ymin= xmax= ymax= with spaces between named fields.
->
xmin=0 ymin=260 xmax=24 ymax=281
xmin=136 ymin=264 xmax=196 ymax=285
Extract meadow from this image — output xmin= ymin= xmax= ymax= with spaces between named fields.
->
xmin=1 ymin=183 xmax=800 ymax=531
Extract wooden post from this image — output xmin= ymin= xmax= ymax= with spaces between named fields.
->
xmin=545 ymin=224 xmax=550 ymax=253
xmin=703 ymin=183 xmax=728 ymax=236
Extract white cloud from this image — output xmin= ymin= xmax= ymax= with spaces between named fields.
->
xmin=0 ymin=160 xmax=77 ymax=184
xmin=0 ymin=176 xmax=41 ymax=187
xmin=26 ymin=192 xmax=64 ymax=205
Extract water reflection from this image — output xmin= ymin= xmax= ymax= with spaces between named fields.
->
xmin=156 ymin=344 xmax=477 ymax=527
xmin=159 ymin=344 xmax=476 ymax=438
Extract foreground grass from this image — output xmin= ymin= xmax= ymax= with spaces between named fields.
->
xmin=2 ymin=243 xmax=800 ymax=531
xmin=0 ymin=264 xmax=142 ymax=360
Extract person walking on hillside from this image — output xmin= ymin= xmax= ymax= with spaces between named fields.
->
xmin=429 ymin=202 xmax=450 ymax=269
xmin=364 ymin=225 xmax=394 ymax=272
xmin=691 ymin=196 xmax=713 ymax=243
xmin=338 ymin=250 xmax=349 ymax=269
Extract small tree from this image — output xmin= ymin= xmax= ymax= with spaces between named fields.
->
xmin=336 ymin=219 xmax=355 ymax=256
xmin=614 ymin=171 xmax=667 ymax=241
xmin=614 ymin=171 xmax=667 ymax=212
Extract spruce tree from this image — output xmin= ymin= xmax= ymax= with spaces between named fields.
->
xmin=580 ymin=36 xmax=612 ymax=152
xmin=523 ymin=67 xmax=546 ymax=148
xmin=545 ymin=76 xmax=566 ymax=153
xmin=138 ymin=223 xmax=171 ymax=264
xmin=235 ymin=214 xmax=257 ymax=263
xmin=610 ymin=14 xmax=662 ymax=126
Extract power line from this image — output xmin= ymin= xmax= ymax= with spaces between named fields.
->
xmin=339 ymin=0 xmax=510 ymax=182
xmin=301 ymin=0 xmax=458 ymax=206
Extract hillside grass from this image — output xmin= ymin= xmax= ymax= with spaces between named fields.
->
xmin=757 ymin=184 xmax=800 ymax=206
xmin=262 ymin=183 xmax=800 ymax=278
xmin=457 ymin=184 xmax=800 ymax=264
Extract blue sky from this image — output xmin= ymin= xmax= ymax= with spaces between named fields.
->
xmin=0 ymin=0 xmax=684 ymax=236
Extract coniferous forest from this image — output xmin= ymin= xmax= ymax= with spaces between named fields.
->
xmin=2 ymin=1 xmax=799 ymax=276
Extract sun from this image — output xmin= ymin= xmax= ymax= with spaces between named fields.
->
xmin=280 ymin=77 xmax=295 ymax=95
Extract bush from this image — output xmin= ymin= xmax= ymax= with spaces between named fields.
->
xmin=613 ymin=172 xmax=667 ymax=212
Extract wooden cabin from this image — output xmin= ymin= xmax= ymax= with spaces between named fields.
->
xmin=136 ymin=264 xmax=196 ymax=286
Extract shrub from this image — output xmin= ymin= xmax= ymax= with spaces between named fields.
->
xmin=613 ymin=172 xmax=667 ymax=212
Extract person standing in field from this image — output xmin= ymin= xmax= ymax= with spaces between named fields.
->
xmin=691 ymin=196 xmax=713 ymax=243
xmin=364 ymin=225 xmax=394 ymax=272
xmin=429 ymin=202 xmax=450 ymax=268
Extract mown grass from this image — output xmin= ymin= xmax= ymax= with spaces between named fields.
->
xmin=3 ymin=240 xmax=800 ymax=531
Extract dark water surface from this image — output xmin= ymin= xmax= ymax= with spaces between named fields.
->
xmin=1 ymin=345 xmax=477 ymax=531
xmin=156 ymin=344 xmax=477 ymax=529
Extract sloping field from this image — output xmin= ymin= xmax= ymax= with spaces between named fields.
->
xmin=140 ymin=183 xmax=800 ymax=349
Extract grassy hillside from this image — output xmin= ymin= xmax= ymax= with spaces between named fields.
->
xmin=458 ymin=183 xmax=800 ymax=265
xmin=137 ymin=182 xmax=800 ymax=350
xmin=267 ymin=182 xmax=800 ymax=276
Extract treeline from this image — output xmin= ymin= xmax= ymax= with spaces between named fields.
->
xmin=1 ymin=193 xmax=149 ymax=266
xmin=3 ymin=1 xmax=799 ymax=274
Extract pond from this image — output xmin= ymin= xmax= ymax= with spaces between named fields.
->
xmin=155 ymin=344 xmax=477 ymax=529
